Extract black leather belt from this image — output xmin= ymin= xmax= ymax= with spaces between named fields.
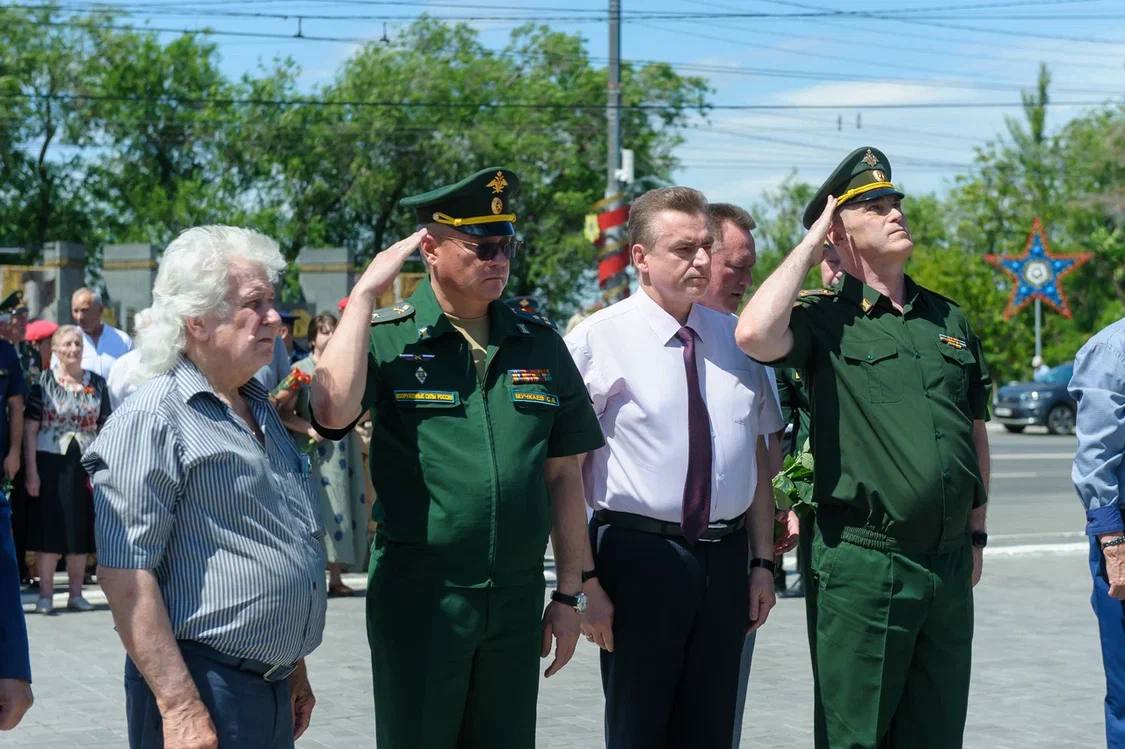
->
xmin=178 ymin=640 xmax=297 ymax=683
xmin=593 ymin=509 xmax=746 ymax=542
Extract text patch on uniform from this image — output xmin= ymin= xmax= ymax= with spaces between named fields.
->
xmin=394 ymin=390 xmax=460 ymax=406
xmin=511 ymin=390 xmax=559 ymax=407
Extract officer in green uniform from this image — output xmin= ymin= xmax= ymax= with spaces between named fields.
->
xmin=736 ymin=147 xmax=992 ymax=748
xmin=311 ymin=167 xmax=605 ymax=749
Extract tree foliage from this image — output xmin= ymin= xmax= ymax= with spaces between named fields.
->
xmin=0 ymin=8 xmax=709 ymax=316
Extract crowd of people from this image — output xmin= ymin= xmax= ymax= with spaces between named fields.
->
xmin=0 ymin=147 xmax=1122 ymax=749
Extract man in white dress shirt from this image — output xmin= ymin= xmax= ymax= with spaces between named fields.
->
xmin=69 ymin=288 xmax=132 ymax=378
xmin=565 ymin=187 xmax=782 ymax=749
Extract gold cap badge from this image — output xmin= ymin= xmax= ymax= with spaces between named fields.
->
xmin=863 ymin=149 xmax=878 ymax=167
xmin=872 ymin=169 xmax=886 ymax=182
xmin=486 ymin=171 xmax=508 ymax=194
xmin=491 ymin=197 xmax=503 ymax=215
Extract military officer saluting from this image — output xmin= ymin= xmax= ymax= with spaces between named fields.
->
xmin=737 ymin=147 xmax=992 ymax=748
xmin=311 ymin=167 xmax=604 ymax=749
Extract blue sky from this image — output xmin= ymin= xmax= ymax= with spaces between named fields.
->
xmin=46 ymin=1 xmax=1125 ymax=208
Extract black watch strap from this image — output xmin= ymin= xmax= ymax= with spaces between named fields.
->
xmin=551 ymin=590 xmax=580 ymax=607
xmin=581 ymin=568 xmax=598 ymax=583
xmin=750 ymin=557 xmax=776 ymax=573
xmin=971 ymin=531 xmax=988 ymax=548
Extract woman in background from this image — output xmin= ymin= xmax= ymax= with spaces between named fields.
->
xmin=278 ymin=313 xmax=368 ymax=594
xmin=25 ymin=325 xmax=110 ymax=613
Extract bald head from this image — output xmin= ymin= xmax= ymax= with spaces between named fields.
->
xmin=71 ymin=287 xmax=104 ymax=337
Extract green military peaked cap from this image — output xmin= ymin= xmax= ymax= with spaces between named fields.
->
xmin=401 ymin=167 xmax=520 ymax=237
xmin=802 ymin=146 xmax=904 ymax=228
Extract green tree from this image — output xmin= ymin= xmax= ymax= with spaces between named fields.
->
xmin=0 ymin=7 xmax=98 ymax=255
xmin=238 ymin=18 xmax=709 ymax=315
xmin=81 ymin=28 xmax=240 ymax=246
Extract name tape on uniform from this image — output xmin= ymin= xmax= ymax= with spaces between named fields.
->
xmin=511 ymin=391 xmax=559 ymax=407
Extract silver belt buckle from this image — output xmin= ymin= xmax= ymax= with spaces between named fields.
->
xmin=697 ymin=520 xmax=732 ymax=542
xmin=263 ymin=663 xmax=297 ymax=683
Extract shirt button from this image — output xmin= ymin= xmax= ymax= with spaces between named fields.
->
xmin=935 ymin=430 xmax=944 ymax=439
xmin=914 ymin=352 xmax=922 ymax=360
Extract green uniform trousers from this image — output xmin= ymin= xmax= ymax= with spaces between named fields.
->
xmin=367 ymin=557 xmax=545 ymax=749
xmin=812 ymin=533 xmax=974 ymax=749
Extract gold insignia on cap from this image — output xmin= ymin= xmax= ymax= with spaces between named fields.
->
xmin=872 ymin=169 xmax=886 ymax=182
xmin=486 ymin=171 xmax=508 ymax=194
xmin=491 ymin=197 xmax=503 ymax=215
xmin=863 ymin=149 xmax=878 ymax=167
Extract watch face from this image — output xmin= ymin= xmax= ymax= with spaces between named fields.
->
xmin=575 ymin=592 xmax=588 ymax=614
xmin=1023 ymin=259 xmax=1051 ymax=287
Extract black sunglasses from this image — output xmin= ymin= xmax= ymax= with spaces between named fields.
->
xmin=441 ymin=233 xmax=523 ymax=261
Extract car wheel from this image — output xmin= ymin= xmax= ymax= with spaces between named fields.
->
xmin=1046 ymin=404 xmax=1076 ymax=435
xmin=1003 ymin=425 xmax=1026 ymax=433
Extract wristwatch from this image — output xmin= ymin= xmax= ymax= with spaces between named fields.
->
xmin=970 ymin=531 xmax=988 ymax=549
xmin=551 ymin=590 xmax=588 ymax=614
xmin=750 ymin=557 xmax=776 ymax=573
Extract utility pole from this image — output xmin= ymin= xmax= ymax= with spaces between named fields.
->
xmin=599 ymin=0 xmax=629 ymax=301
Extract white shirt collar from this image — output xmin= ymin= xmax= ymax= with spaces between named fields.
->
xmin=635 ymin=286 xmax=706 ymax=345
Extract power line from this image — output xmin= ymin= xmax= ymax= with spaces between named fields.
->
xmin=0 ymin=90 xmax=1115 ymax=111
xmin=759 ymin=0 xmax=1125 ymax=45
xmin=10 ymin=3 xmax=1125 ymax=29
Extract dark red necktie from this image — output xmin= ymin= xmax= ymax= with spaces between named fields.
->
xmin=675 ymin=326 xmax=712 ymax=544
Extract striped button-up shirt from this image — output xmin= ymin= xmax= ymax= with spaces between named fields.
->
xmin=83 ymin=356 xmax=326 ymax=665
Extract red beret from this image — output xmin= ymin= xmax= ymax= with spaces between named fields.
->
xmin=25 ymin=319 xmax=58 ymax=343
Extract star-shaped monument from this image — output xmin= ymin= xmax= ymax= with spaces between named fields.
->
xmin=984 ymin=217 xmax=1091 ymax=320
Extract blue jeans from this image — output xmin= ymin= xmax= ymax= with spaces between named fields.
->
xmin=1091 ymin=536 xmax=1125 ymax=749
xmin=124 ymin=643 xmax=294 ymax=748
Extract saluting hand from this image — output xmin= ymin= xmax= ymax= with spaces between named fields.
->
xmin=541 ymin=601 xmax=581 ymax=678
xmin=352 ymin=228 xmax=428 ymax=303
xmin=799 ymin=195 xmax=839 ymax=269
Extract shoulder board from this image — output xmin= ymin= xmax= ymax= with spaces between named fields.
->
xmin=514 ymin=308 xmax=557 ymax=331
xmin=369 ymin=302 xmax=415 ymax=325
xmin=793 ymin=288 xmax=835 ymax=307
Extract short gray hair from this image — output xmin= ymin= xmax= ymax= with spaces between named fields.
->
xmin=628 ymin=187 xmax=709 ymax=251
xmin=137 ymin=226 xmax=285 ymax=380
xmin=71 ymin=287 xmax=103 ymax=306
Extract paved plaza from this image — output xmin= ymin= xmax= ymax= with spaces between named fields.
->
xmin=8 ymin=428 xmax=1108 ymax=747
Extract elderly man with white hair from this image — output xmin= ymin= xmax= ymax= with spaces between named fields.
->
xmin=82 ymin=227 xmax=326 ymax=749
